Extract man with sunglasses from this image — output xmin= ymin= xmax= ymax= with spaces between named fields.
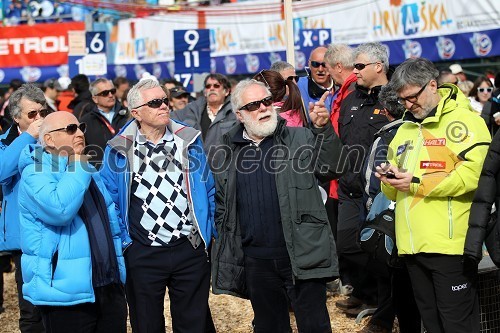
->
xmin=17 ymin=111 xmax=127 ymax=333
xmin=297 ymin=46 xmax=335 ymax=120
xmin=171 ymin=73 xmax=237 ymax=169
xmin=375 ymin=58 xmax=491 ymax=333
xmin=334 ymin=42 xmax=390 ymax=317
xmin=212 ymin=79 xmax=345 ymax=332
xmin=100 ymin=79 xmax=217 ymax=333
xmin=0 ymin=83 xmax=48 ymax=333
xmin=80 ymin=78 xmax=129 ymax=168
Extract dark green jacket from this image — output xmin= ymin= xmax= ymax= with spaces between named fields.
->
xmin=211 ymin=117 xmax=346 ymax=299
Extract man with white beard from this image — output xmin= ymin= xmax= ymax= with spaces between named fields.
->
xmin=211 ymin=79 xmax=346 ymax=332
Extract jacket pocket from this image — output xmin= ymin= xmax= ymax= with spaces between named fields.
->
xmin=289 ymin=151 xmax=315 ymax=189
xmin=50 ymin=250 xmax=58 ymax=286
xmin=292 ymin=211 xmax=331 ymax=269
xmin=2 ymin=200 xmax=6 ymax=241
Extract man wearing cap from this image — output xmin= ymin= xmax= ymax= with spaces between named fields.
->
xmin=42 ymin=78 xmax=62 ymax=113
xmin=449 ymin=64 xmax=474 ymax=96
xmin=169 ymin=86 xmax=190 ymax=111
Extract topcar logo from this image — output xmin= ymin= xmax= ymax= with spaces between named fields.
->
xmin=451 ymin=283 xmax=468 ymax=292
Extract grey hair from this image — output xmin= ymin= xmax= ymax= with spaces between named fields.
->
xmin=270 ymin=61 xmax=294 ymax=73
xmin=354 ymin=42 xmax=389 ymax=73
xmin=378 ymin=84 xmax=405 ymax=119
xmin=390 ymin=58 xmax=439 ymax=93
xmin=9 ymin=83 xmax=46 ymax=120
xmin=89 ymin=78 xmax=111 ymax=96
xmin=231 ymin=79 xmax=271 ymax=113
xmin=127 ymin=79 xmax=160 ymax=111
xmin=325 ymin=44 xmax=354 ymax=70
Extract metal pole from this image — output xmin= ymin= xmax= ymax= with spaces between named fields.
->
xmin=284 ymin=0 xmax=295 ymax=67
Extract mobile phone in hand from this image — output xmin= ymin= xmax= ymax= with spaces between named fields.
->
xmin=386 ymin=171 xmax=396 ymax=179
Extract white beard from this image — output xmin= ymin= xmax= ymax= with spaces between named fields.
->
xmin=241 ymin=107 xmax=278 ymax=139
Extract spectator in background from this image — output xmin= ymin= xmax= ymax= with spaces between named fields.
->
xmin=163 ymin=78 xmax=183 ymax=90
xmin=482 ymin=72 xmax=500 ymax=135
xmin=450 ymin=64 xmax=474 ymax=96
xmin=169 ymin=86 xmax=190 ymax=111
xmin=270 ymin=61 xmax=297 ymax=82
xmin=68 ymin=74 xmax=94 ymax=120
xmin=437 ymin=70 xmax=458 ymax=86
xmin=57 ymin=77 xmax=75 ymax=112
xmin=113 ymin=76 xmax=130 ymax=103
xmin=468 ymin=76 xmax=494 ymax=114
xmin=120 ymin=88 xmax=131 ymax=111
xmin=0 ymin=83 xmax=49 ymax=333
xmin=42 ymin=78 xmax=63 ymax=113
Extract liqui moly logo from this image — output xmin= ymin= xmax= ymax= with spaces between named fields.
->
xmin=470 ymin=33 xmax=492 ymax=57
xmin=436 ymin=37 xmax=455 ymax=60
xmin=402 ymin=40 xmax=422 ymax=59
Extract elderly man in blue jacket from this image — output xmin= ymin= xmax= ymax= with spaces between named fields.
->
xmin=100 ymin=79 xmax=216 ymax=333
xmin=17 ymin=111 xmax=127 ymax=333
xmin=0 ymin=83 xmax=48 ymax=333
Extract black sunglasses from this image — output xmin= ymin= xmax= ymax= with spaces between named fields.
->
xmin=239 ymin=96 xmax=273 ymax=112
xmin=95 ymin=88 xmax=117 ymax=97
xmin=27 ymin=109 xmax=51 ymax=119
xmin=353 ymin=62 xmax=379 ymax=70
xmin=134 ymin=97 xmax=169 ymax=109
xmin=286 ymin=75 xmax=299 ymax=83
xmin=310 ymin=61 xmax=326 ymax=68
xmin=398 ymin=82 xmax=429 ymax=105
xmin=205 ymin=83 xmax=221 ymax=89
xmin=48 ymin=123 xmax=87 ymax=135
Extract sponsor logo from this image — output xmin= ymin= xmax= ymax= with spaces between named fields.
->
xmin=0 ymin=36 xmax=69 ymax=56
xmin=114 ymin=65 xmax=127 ymax=78
xmin=152 ymin=63 xmax=162 ymax=79
xmin=420 ymin=161 xmax=446 ymax=169
xmin=436 ymin=37 xmax=455 ymax=59
xmin=451 ymin=283 xmax=467 ymax=292
xmin=167 ymin=61 xmax=175 ymax=77
xmin=224 ymin=56 xmax=237 ymax=75
xmin=402 ymin=39 xmax=422 ymax=59
xmin=397 ymin=144 xmax=408 ymax=156
xmin=382 ymin=214 xmax=393 ymax=222
xmin=470 ymin=32 xmax=492 ymax=57
xmin=295 ymin=51 xmax=306 ymax=70
xmin=269 ymin=52 xmax=282 ymax=64
xmin=133 ymin=64 xmax=146 ymax=80
xmin=245 ymin=54 xmax=260 ymax=73
xmin=0 ymin=70 xmax=4 ymax=83
xmin=423 ymin=138 xmax=446 ymax=146
xmin=351 ymin=106 xmax=359 ymax=111
xmin=20 ymin=66 xmax=41 ymax=82
xmin=210 ymin=58 xmax=217 ymax=74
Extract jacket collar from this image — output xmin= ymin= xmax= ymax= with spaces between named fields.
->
xmin=0 ymin=125 xmax=20 ymax=146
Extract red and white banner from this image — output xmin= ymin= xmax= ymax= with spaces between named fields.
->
xmin=0 ymin=22 xmax=85 ymax=68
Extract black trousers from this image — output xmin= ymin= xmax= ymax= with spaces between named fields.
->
xmin=125 ymin=238 xmax=214 ymax=333
xmin=38 ymin=283 xmax=127 ymax=333
xmin=405 ymin=254 xmax=479 ymax=333
xmin=13 ymin=251 xmax=45 ymax=333
xmin=392 ymin=264 xmax=421 ymax=333
xmin=0 ymin=253 xmax=12 ymax=308
xmin=245 ymin=256 xmax=332 ymax=333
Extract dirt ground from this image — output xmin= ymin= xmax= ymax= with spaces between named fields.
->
xmin=0 ymin=270 xmax=391 ymax=332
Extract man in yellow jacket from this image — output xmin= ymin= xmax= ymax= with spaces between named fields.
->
xmin=375 ymin=58 xmax=491 ymax=333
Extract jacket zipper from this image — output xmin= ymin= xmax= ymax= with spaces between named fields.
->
xmin=448 ymin=197 xmax=453 ymax=239
xmin=2 ymin=200 xmax=6 ymax=242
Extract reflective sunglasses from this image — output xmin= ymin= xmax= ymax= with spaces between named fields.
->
xmin=398 ymin=82 xmax=429 ymax=105
xmin=310 ymin=61 xmax=326 ymax=68
xmin=95 ymin=88 xmax=117 ymax=97
xmin=205 ymin=83 xmax=221 ymax=89
xmin=48 ymin=123 xmax=87 ymax=135
xmin=239 ymin=96 xmax=273 ymax=112
xmin=478 ymin=87 xmax=493 ymax=93
xmin=27 ymin=109 xmax=51 ymax=119
xmin=353 ymin=62 xmax=378 ymax=70
xmin=134 ymin=97 xmax=169 ymax=109
xmin=286 ymin=75 xmax=299 ymax=83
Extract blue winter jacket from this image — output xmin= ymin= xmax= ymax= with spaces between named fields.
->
xmin=18 ymin=145 xmax=126 ymax=306
xmin=0 ymin=126 xmax=37 ymax=251
xmin=297 ymin=76 xmax=334 ymax=120
xmin=99 ymin=119 xmax=216 ymax=251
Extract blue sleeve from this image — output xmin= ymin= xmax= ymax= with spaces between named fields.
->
xmin=0 ymin=132 xmax=36 ymax=185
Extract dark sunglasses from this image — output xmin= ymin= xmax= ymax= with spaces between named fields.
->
xmin=205 ymin=83 xmax=221 ymax=89
xmin=353 ymin=62 xmax=379 ymax=70
xmin=27 ymin=109 xmax=51 ymax=119
xmin=478 ymin=87 xmax=493 ymax=93
xmin=95 ymin=88 xmax=117 ymax=97
xmin=398 ymin=82 xmax=429 ymax=105
xmin=239 ymin=96 xmax=273 ymax=112
xmin=310 ymin=61 xmax=326 ymax=68
xmin=48 ymin=123 xmax=87 ymax=135
xmin=286 ymin=75 xmax=299 ymax=83
xmin=134 ymin=97 xmax=169 ymax=109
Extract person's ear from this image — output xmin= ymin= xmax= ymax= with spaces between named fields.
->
xmin=44 ymin=133 xmax=55 ymax=149
xmin=92 ymin=95 xmax=98 ymax=104
xmin=235 ymin=110 xmax=243 ymax=122
xmin=131 ymin=108 xmax=141 ymax=121
xmin=223 ymin=89 xmax=229 ymax=97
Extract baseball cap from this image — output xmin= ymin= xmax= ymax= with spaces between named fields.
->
xmin=169 ymin=87 xmax=189 ymax=98
xmin=449 ymin=64 xmax=463 ymax=75
xmin=44 ymin=78 xmax=63 ymax=91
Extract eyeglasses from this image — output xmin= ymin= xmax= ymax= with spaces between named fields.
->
xmin=398 ymin=82 xmax=429 ymax=105
xmin=95 ymin=88 xmax=117 ymax=97
xmin=27 ymin=109 xmax=51 ymax=119
xmin=205 ymin=83 xmax=221 ymax=89
xmin=310 ymin=61 xmax=326 ymax=68
xmin=48 ymin=123 xmax=87 ymax=135
xmin=286 ymin=75 xmax=299 ymax=83
xmin=255 ymin=70 xmax=271 ymax=88
xmin=353 ymin=62 xmax=379 ymax=71
xmin=134 ymin=97 xmax=169 ymax=109
xmin=239 ymin=96 xmax=273 ymax=112
xmin=478 ymin=87 xmax=493 ymax=93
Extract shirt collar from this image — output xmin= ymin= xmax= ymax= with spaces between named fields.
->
xmin=135 ymin=127 xmax=174 ymax=146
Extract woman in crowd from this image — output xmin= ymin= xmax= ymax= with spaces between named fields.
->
xmin=468 ymin=76 xmax=494 ymax=113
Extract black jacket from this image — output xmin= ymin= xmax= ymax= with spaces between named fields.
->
xmin=68 ymin=91 xmax=95 ymax=120
xmin=338 ymin=84 xmax=389 ymax=198
xmin=81 ymin=102 xmax=129 ymax=168
xmin=211 ymin=117 xmax=346 ymax=299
